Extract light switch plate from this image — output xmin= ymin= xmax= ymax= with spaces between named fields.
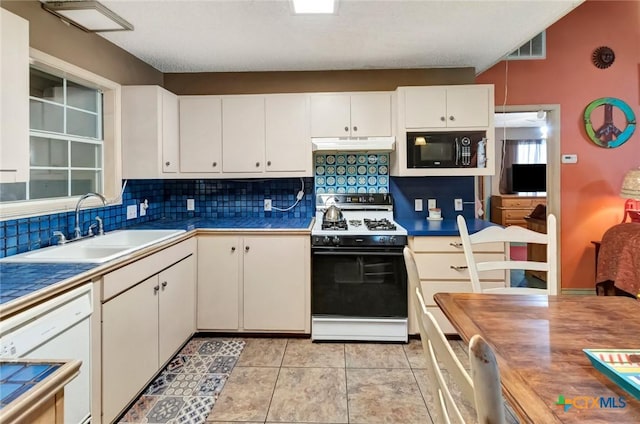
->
xmin=414 ymin=199 xmax=423 ymax=211
xmin=126 ymin=205 xmax=137 ymax=220
xmin=428 ymin=199 xmax=437 ymax=209
xmin=454 ymin=198 xmax=463 ymax=211
xmin=186 ymin=199 xmax=195 ymax=211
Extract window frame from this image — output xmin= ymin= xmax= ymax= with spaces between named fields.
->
xmin=0 ymin=48 xmax=122 ymax=219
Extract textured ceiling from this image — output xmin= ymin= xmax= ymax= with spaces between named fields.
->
xmin=98 ymin=0 xmax=584 ymax=73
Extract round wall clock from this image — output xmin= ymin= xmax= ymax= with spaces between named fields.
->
xmin=592 ymin=46 xmax=615 ymax=69
xmin=583 ymin=97 xmax=636 ymax=148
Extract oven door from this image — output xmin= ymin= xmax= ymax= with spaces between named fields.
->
xmin=312 ymin=247 xmax=407 ymax=319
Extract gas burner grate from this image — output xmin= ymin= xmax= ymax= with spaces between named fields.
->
xmin=322 ymin=220 xmax=348 ymax=231
xmin=348 ymin=220 xmax=363 ymax=227
xmin=364 ymin=218 xmax=397 ymax=231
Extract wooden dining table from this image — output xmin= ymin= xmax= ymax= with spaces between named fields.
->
xmin=434 ymin=293 xmax=640 ymax=423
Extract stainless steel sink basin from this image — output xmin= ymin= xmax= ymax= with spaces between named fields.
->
xmin=0 ymin=229 xmax=186 ymax=263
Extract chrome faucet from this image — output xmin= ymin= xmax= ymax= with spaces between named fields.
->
xmin=74 ymin=192 xmax=107 ymax=239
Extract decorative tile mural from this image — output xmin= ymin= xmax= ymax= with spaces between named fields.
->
xmin=314 ymin=153 xmax=390 ymax=194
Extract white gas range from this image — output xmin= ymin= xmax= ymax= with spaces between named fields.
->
xmin=311 ymin=194 xmax=408 ymax=342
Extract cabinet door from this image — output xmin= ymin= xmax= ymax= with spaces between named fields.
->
xmin=102 ymin=276 xmax=159 ymax=423
xmin=350 ymin=93 xmax=392 ymax=136
xmin=222 ymin=96 xmax=265 ymax=173
xmin=404 ymin=86 xmax=447 ymax=128
xmin=445 ymin=85 xmax=490 ymax=127
xmin=243 ymin=236 xmax=308 ymax=331
xmin=179 ymin=96 xmax=222 ymax=173
xmin=265 ymin=95 xmax=310 ymax=173
xmin=197 ymin=236 xmax=241 ymax=330
xmin=161 ymin=89 xmax=179 ymax=173
xmin=0 ymin=9 xmax=29 ymax=183
xmin=310 ymin=94 xmax=351 ymax=137
xmin=159 ymin=256 xmax=196 ymax=364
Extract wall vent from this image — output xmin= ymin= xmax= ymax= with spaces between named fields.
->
xmin=507 ymin=31 xmax=546 ymax=60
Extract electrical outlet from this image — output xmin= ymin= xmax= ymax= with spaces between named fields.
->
xmin=414 ymin=199 xmax=423 ymax=212
xmin=264 ymin=199 xmax=272 ymax=211
xmin=186 ymin=199 xmax=195 ymax=211
xmin=454 ymin=198 xmax=463 ymax=211
xmin=428 ymin=199 xmax=437 ymax=210
xmin=126 ymin=204 xmax=137 ymax=220
xmin=139 ymin=203 xmax=147 ymax=217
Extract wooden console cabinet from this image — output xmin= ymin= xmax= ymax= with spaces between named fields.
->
xmin=524 ymin=216 xmax=547 ymax=282
xmin=490 ymin=195 xmax=546 ymax=227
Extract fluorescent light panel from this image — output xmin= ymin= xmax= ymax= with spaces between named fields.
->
xmin=292 ymin=0 xmax=336 ymax=14
xmin=42 ymin=1 xmax=133 ymax=32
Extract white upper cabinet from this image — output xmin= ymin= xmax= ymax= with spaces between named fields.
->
xmin=403 ymin=85 xmax=491 ymax=129
xmin=122 ymin=86 xmax=179 ymax=178
xmin=310 ymin=92 xmax=392 ymax=137
xmin=179 ymin=96 xmax=222 ymax=173
xmin=222 ymin=96 xmax=266 ymax=173
xmin=0 ymin=9 xmax=29 ymax=183
xmin=265 ymin=94 xmax=311 ymax=173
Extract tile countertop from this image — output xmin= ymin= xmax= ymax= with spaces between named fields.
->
xmin=396 ymin=217 xmax=500 ymax=236
xmin=0 ymin=217 xmax=314 ymax=308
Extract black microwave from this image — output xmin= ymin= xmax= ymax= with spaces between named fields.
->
xmin=406 ymin=131 xmax=486 ymax=168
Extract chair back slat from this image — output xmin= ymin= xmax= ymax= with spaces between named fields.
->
xmin=457 ymin=214 xmax=558 ymax=295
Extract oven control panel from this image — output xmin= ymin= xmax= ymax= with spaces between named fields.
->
xmin=312 ymin=235 xmax=407 ymax=247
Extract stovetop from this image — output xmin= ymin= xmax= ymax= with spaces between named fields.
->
xmin=312 ymin=194 xmax=407 ymax=247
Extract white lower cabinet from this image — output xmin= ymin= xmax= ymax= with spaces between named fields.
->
xmin=197 ymin=234 xmax=310 ymax=333
xmin=408 ymin=235 xmax=507 ymax=335
xmin=100 ymin=240 xmax=195 ymax=423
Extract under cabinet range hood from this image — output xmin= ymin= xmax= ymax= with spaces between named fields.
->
xmin=311 ymin=136 xmax=395 ymax=153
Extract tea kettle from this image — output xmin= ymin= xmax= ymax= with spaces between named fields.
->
xmin=323 ymin=205 xmax=343 ymax=223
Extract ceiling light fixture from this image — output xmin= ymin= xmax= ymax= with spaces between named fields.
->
xmin=292 ymin=0 xmax=336 ymax=14
xmin=41 ymin=1 xmax=133 ymax=32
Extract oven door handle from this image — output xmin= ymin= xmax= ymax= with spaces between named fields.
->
xmin=312 ymin=250 xmax=403 ymax=256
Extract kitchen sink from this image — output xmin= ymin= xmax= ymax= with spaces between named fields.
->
xmin=0 ymin=229 xmax=186 ymax=263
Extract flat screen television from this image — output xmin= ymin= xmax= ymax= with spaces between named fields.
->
xmin=511 ymin=163 xmax=546 ymax=193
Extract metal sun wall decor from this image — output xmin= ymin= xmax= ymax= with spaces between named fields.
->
xmin=583 ymin=97 xmax=636 ymax=148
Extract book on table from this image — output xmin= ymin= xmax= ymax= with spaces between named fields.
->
xmin=583 ymin=349 xmax=640 ymax=400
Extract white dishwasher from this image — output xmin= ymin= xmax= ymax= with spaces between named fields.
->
xmin=0 ymin=283 xmax=93 ymax=424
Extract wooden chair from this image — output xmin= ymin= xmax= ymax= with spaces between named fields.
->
xmin=457 ymin=214 xmax=558 ymax=295
xmin=414 ymin=287 xmax=506 ymax=424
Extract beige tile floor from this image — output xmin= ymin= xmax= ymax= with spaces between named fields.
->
xmin=205 ymin=337 xmax=519 ymax=424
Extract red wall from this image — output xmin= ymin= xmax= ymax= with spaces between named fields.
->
xmin=477 ymin=0 xmax=640 ymax=290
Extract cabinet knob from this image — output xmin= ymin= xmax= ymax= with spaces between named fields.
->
xmin=212 ymin=162 xmax=217 ymax=167
xmin=256 ymin=162 xmax=260 ymax=167
xmin=162 ymin=281 xmax=168 ymax=288
xmin=353 ymin=126 xmax=358 ymax=132
xmin=450 ymin=265 xmax=468 ymax=271
xmin=344 ymin=126 xmax=349 ymax=132
xmin=449 ymin=116 xmax=455 ymax=121
xmin=440 ymin=116 xmax=446 ymax=122
xmin=165 ymin=161 xmax=171 ymax=166
xmin=245 ymin=246 xmax=250 ymax=252
xmin=267 ymin=161 xmax=271 ymax=166
xmin=154 ymin=285 xmax=160 ymax=293
xmin=231 ymin=246 xmax=236 ymax=252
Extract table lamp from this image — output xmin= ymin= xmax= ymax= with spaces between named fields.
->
xmin=620 ymin=166 xmax=640 ymax=223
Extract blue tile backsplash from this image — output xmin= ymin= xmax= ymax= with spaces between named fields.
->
xmin=314 ymin=153 xmax=390 ymax=194
xmin=0 ymin=178 xmax=314 ymax=258
xmin=0 ymin=173 xmax=479 ymax=259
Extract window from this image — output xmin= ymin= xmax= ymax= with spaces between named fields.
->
xmin=507 ymin=31 xmax=546 ymax=60
xmin=0 ymin=49 xmax=122 ymax=218
xmin=29 ymin=67 xmax=104 ymax=199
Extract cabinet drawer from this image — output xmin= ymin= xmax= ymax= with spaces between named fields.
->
xmin=410 ymin=236 xmax=503 ymax=253
xmin=421 ymin=281 xmax=507 ymax=304
xmin=414 ymin=252 xmax=505 ymax=280
xmin=103 ymin=238 xmax=196 ymax=301
xmin=504 ymin=209 xmax=530 ymax=219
